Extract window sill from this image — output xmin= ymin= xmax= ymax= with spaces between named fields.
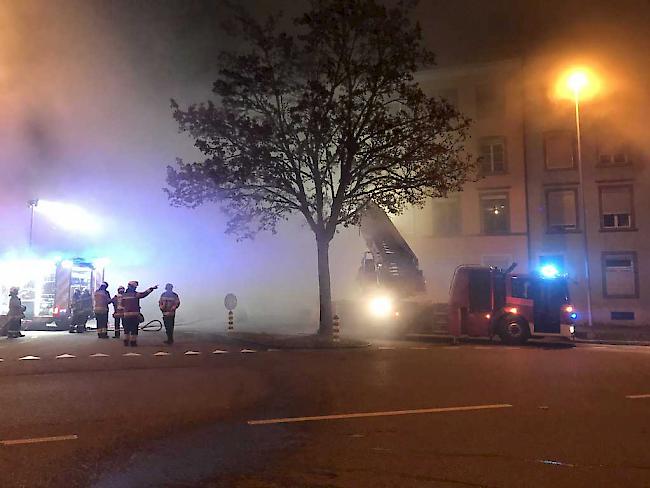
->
xmin=603 ymin=294 xmax=640 ymax=300
xmin=600 ymin=227 xmax=638 ymax=233
xmin=546 ymin=229 xmax=581 ymax=234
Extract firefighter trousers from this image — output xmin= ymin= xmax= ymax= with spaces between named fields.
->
xmin=163 ymin=315 xmax=175 ymax=343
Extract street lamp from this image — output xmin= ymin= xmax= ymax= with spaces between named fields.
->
xmin=28 ymin=199 xmax=39 ymax=249
xmin=563 ymin=67 xmax=599 ymax=328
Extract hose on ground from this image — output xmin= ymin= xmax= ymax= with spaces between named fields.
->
xmin=140 ymin=319 xmax=163 ymax=332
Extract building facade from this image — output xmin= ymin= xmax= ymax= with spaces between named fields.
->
xmin=393 ymin=58 xmax=650 ymax=326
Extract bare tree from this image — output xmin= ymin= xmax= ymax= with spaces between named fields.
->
xmin=166 ymin=0 xmax=473 ymax=336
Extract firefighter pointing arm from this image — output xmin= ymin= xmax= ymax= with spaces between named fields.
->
xmin=121 ymin=281 xmax=157 ymax=347
xmin=159 ymin=283 xmax=180 ymax=345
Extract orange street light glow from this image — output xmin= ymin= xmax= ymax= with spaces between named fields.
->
xmin=554 ymin=66 xmax=601 ymax=101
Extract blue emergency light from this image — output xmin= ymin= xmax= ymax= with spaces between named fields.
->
xmin=539 ymin=264 xmax=560 ymax=279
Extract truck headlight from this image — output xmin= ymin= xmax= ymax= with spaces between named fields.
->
xmin=369 ymin=296 xmax=393 ymax=318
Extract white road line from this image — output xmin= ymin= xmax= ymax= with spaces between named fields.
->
xmin=19 ymin=356 xmax=40 ymax=361
xmin=473 ymin=346 xmax=494 ymax=350
xmin=442 ymin=346 xmax=460 ymax=350
xmin=212 ymin=350 xmax=228 ymax=354
xmin=90 ymin=353 xmax=110 ymax=358
xmin=153 ymin=351 xmax=170 ymax=356
xmin=267 ymin=349 xmax=280 ymax=352
xmin=626 ymin=394 xmax=650 ymax=399
xmin=184 ymin=351 xmax=201 ymax=356
xmin=123 ymin=352 xmax=141 ymax=357
xmin=409 ymin=347 xmax=428 ymax=350
xmin=377 ymin=347 xmax=395 ymax=350
xmin=1 ymin=434 xmax=78 ymax=446
xmin=240 ymin=349 xmax=256 ymax=353
xmin=247 ymin=403 xmax=513 ymax=426
xmin=56 ymin=354 xmax=76 ymax=359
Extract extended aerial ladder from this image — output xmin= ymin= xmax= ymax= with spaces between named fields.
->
xmin=357 ymin=202 xmax=426 ymax=297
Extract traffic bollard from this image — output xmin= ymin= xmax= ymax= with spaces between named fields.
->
xmin=332 ymin=314 xmax=340 ymax=342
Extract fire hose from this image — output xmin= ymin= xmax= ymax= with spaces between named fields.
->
xmin=140 ymin=319 xmax=163 ymax=332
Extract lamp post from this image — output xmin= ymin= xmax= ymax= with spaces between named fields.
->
xmin=28 ymin=199 xmax=39 ymax=249
xmin=567 ymin=70 xmax=593 ymax=328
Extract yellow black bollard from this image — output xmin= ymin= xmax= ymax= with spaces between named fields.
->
xmin=228 ymin=310 xmax=234 ymax=331
xmin=332 ymin=314 xmax=340 ymax=343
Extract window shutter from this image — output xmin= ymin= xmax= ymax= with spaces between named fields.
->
xmin=601 ymin=187 xmax=631 ymax=215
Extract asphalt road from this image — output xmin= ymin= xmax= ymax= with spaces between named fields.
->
xmin=2 ymin=330 xmax=650 ymax=487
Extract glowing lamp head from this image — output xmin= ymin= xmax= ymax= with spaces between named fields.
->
xmin=540 ymin=264 xmax=560 ymax=279
xmin=564 ymin=305 xmax=574 ymax=313
xmin=369 ymin=295 xmax=393 ymax=318
xmin=567 ymin=70 xmax=588 ymax=94
xmin=507 ymin=307 xmax=518 ymax=315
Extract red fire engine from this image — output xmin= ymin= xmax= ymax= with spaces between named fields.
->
xmin=448 ymin=264 xmax=576 ymax=344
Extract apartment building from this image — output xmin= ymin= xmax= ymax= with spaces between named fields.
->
xmin=393 ymin=58 xmax=649 ymax=326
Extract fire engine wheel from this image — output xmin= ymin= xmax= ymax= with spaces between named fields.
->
xmin=498 ymin=317 xmax=530 ymax=345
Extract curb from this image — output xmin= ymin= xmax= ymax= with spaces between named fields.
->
xmin=574 ymin=338 xmax=650 ymax=347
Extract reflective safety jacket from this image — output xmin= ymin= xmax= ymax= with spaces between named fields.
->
xmin=122 ymin=287 xmax=156 ymax=318
xmin=112 ymin=293 xmax=125 ymax=318
xmin=94 ymin=289 xmax=112 ymax=313
xmin=8 ymin=295 xmax=25 ymax=319
xmin=159 ymin=291 xmax=180 ymax=317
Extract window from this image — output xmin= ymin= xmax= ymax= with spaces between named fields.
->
xmin=544 ymin=131 xmax=575 ymax=170
xmin=431 ymin=196 xmax=461 ymax=236
xmin=546 ymin=189 xmax=578 ymax=232
xmin=599 ymin=153 xmax=630 ymax=166
xmin=479 ymin=137 xmax=507 ymax=175
xmin=600 ymin=185 xmax=633 ymax=230
xmin=476 ymin=83 xmax=505 ymax=119
xmin=597 ymin=140 xmax=632 ymax=166
xmin=602 ymin=252 xmax=638 ymax=298
xmin=480 ymin=193 xmax=509 ymax=234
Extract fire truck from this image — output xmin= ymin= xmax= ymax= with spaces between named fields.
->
xmin=448 ymin=264 xmax=576 ymax=344
xmin=0 ymin=257 xmax=106 ymax=330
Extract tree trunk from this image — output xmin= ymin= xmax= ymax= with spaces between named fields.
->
xmin=316 ymin=235 xmax=333 ymax=336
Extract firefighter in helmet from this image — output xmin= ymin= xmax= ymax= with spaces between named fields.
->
xmin=159 ymin=283 xmax=180 ymax=345
xmin=7 ymin=287 xmax=26 ymax=338
xmin=112 ymin=286 xmax=125 ymax=339
xmin=69 ymin=289 xmax=84 ymax=333
xmin=121 ymin=281 xmax=157 ymax=347
xmin=94 ymin=282 xmax=112 ymax=339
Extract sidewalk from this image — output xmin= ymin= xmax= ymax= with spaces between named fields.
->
xmin=574 ymin=325 xmax=650 ymax=345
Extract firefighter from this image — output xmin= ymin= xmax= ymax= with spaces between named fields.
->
xmin=112 ymin=286 xmax=125 ymax=339
xmin=69 ymin=289 xmax=84 ymax=333
xmin=7 ymin=287 xmax=26 ymax=338
xmin=94 ymin=282 xmax=112 ymax=339
xmin=122 ymin=281 xmax=157 ymax=347
xmin=159 ymin=283 xmax=180 ymax=345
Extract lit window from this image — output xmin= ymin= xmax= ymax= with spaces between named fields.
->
xmin=479 ymin=137 xmax=507 ymax=175
xmin=600 ymin=186 xmax=633 ymax=230
xmin=603 ymin=252 xmax=638 ymax=298
xmin=544 ymin=131 xmax=575 ymax=170
xmin=480 ymin=193 xmax=509 ymax=234
xmin=546 ymin=189 xmax=578 ymax=231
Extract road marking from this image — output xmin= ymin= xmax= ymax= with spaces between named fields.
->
xmin=184 ymin=350 xmax=201 ymax=356
xmin=240 ymin=349 xmax=256 ymax=353
xmin=19 ymin=355 xmax=40 ymax=361
xmin=267 ymin=348 xmax=280 ymax=352
xmin=247 ymin=403 xmax=513 ymax=425
xmin=1 ymin=434 xmax=78 ymax=446
xmin=123 ymin=352 xmax=141 ymax=357
xmin=212 ymin=349 xmax=228 ymax=354
xmin=377 ymin=346 xmax=395 ymax=350
xmin=473 ymin=346 xmax=494 ymax=350
xmin=154 ymin=351 xmax=170 ymax=356
xmin=626 ymin=394 xmax=650 ymax=399
xmin=409 ymin=347 xmax=428 ymax=350
xmin=90 ymin=353 xmax=110 ymax=358
xmin=443 ymin=346 xmax=460 ymax=349
xmin=56 ymin=354 xmax=76 ymax=359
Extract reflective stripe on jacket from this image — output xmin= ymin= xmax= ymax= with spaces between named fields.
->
xmin=122 ymin=288 xmax=155 ymax=317
xmin=112 ymin=294 xmax=124 ymax=317
xmin=159 ymin=291 xmax=180 ymax=317
xmin=94 ymin=289 xmax=112 ymax=313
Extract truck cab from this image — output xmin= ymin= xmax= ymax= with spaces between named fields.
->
xmin=449 ymin=265 xmax=575 ymax=344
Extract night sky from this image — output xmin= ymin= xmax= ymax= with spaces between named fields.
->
xmin=0 ymin=0 xmax=648 ymax=325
